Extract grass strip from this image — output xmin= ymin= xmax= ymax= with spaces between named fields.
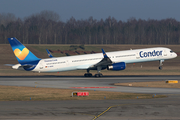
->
xmin=0 ymin=85 xmax=165 ymax=101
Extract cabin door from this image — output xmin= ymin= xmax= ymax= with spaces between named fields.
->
xmin=136 ymin=52 xmax=140 ymax=59
xmin=66 ymin=60 xmax=69 ymax=66
xmin=163 ymin=49 xmax=167 ymax=56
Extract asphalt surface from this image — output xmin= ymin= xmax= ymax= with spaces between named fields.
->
xmin=0 ymin=75 xmax=180 ymax=120
xmin=0 ymin=76 xmax=180 ymax=94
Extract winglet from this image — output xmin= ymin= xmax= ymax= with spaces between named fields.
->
xmin=46 ymin=49 xmax=53 ymax=58
xmin=101 ymin=49 xmax=108 ymax=58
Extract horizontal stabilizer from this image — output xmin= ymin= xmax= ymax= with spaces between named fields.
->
xmin=12 ymin=64 xmax=36 ymax=71
xmin=4 ymin=64 xmax=15 ymax=66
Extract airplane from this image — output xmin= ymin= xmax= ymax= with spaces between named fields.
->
xmin=7 ymin=37 xmax=177 ymax=77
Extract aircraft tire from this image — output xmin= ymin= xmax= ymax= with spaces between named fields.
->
xmin=159 ymin=66 xmax=162 ymax=70
xmin=84 ymin=73 xmax=92 ymax=77
xmin=95 ymin=74 xmax=103 ymax=77
xmin=95 ymin=74 xmax=99 ymax=77
xmin=88 ymin=73 xmax=92 ymax=77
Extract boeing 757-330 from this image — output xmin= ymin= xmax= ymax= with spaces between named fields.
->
xmin=7 ymin=37 xmax=177 ymax=77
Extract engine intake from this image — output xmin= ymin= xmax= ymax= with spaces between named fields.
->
xmin=107 ymin=62 xmax=126 ymax=71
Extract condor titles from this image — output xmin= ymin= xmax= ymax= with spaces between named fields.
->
xmin=139 ymin=50 xmax=163 ymax=58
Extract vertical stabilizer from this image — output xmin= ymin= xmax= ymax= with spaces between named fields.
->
xmin=8 ymin=37 xmax=40 ymax=65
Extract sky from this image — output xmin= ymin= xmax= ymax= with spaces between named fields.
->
xmin=0 ymin=0 xmax=180 ymax=22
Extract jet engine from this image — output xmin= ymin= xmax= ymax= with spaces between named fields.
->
xmin=107 ymin=62 xmax=126 ymax=71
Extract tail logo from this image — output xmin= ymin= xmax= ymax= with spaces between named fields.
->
xmin=14 ymin=48 xmax=29 ymax=60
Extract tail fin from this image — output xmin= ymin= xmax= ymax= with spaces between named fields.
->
xmin=8 ymin=37 xmax=40 ymax=65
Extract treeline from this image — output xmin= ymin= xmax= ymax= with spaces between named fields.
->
xmin=0 ymin=10 xmax=180 ymax=44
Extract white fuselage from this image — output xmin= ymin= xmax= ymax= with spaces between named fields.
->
xmin=29 ymin=47 xmax=176 ymax=73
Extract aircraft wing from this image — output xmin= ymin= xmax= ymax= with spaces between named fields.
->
xmin=89 ymin=49 xmax=113 ymax=69
xmin=94 ymin=49 xmax=112 ymax=66
xmin=75 ymin=49 xmax=113 ymax=70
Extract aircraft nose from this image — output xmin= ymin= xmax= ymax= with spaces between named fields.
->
xmin=174 ymin=53 xmax=177 ymax=58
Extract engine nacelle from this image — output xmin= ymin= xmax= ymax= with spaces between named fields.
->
xmin=107 ymin=62 xmax=126 ymax=71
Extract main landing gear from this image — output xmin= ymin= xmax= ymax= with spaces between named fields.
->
xmin=159 ymin=60 xmax=164 ymax=70
xmin=84 ymin=69 xmax=92 ymax=77
xmin=94 ymin=66 xmax=103 ymax=77
xmin=84 ymin=67 xmax=103 ymax=77
xmin=84 ymin=72 xmax=103 ymax=77
xmin=94 ymin=73 xmax=103 ymax=77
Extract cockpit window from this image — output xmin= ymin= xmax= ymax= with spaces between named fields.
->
xmin=170 ymin=50 xmax=174 ymax=53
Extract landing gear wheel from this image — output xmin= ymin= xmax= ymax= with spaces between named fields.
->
xmin=159 ymin=66 xmax=162 ymax=70
xmin=84 ymin=73 xmax=92 ymax=77
xmin=94 ymin=73 xmax=103 ymax=77
xmin=94 ymin=74 xmax=99 ymax=77
xmin=159 ymin=60 xmax=164 ymax=70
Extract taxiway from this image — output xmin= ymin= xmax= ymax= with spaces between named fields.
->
xmin=0 ymin=76 xmax=180 ymax=120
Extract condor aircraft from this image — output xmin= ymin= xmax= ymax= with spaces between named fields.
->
xmin=8 ymin=37 xmax=177 ymax=77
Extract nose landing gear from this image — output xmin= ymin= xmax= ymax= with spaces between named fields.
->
xmin=159 ymin=60 xmax=164 ymax=70
xmin=159 ymin=66 xmax=162 ymax=70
